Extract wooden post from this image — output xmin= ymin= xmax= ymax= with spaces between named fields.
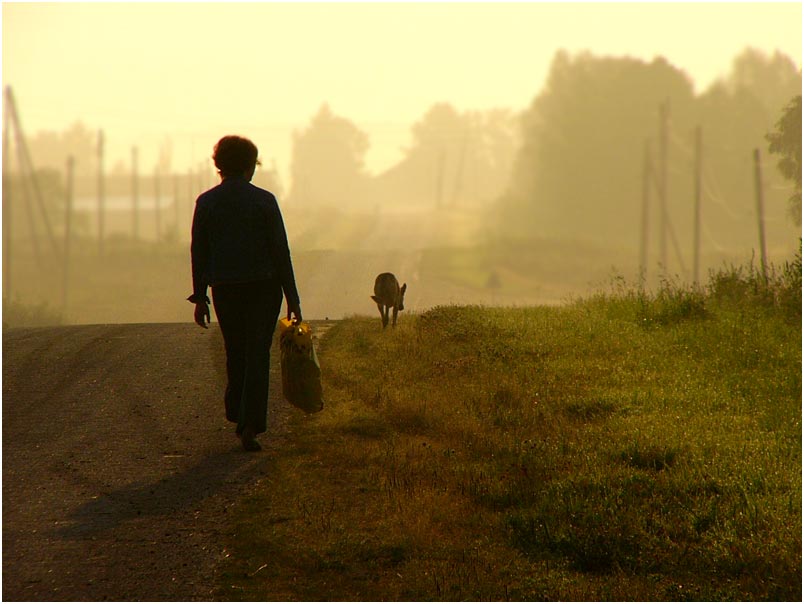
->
xmin=97 ymin=130 xmax=105 ymax=256
xmin=435 ymin=148 xmax=445 ymax=209
xmin=658 ymin=101 xmax=669 ymax=273
xmin=6 ymin=86 xmax=59 ymax=259
xmin=639 ymin=139 xmax=652 ymax=286
xmin=132 ymin=146 xmax=139 ymax=241
xmin=173 ymin=173 xmax=180 ymax=240
xmin=693 ymin=126 xmax=702 ymax=286
xmin=154 ymin=166 xmax=161 ymax=243
xmin=753 ymin=148 xmax=768 ymax=282
xmin=187 ymin=167 xmax=193 ymax=231
xmin=3 ymin=94 xmax=11 ymax=298
xmin=666 ymin=213 xmax=689 ymax=279
xmin=63 ymin=156 xmax=75 ymax=313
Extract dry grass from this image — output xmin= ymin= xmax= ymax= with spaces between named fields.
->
xmin=217 ymin=263 xmax=801 ymax=601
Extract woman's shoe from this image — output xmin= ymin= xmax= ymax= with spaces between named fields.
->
xmin=240 ymin=427 xmax=262 ymax=452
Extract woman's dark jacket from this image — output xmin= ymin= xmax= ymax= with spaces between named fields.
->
xmin=189 ymin=176 xmax=300 ymax=305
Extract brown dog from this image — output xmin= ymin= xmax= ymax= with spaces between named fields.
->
xmin=371 ymin=272 xmax=407 ymax=328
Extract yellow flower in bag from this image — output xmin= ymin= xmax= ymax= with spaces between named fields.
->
xmin=279 ymin=318 xmax=324 ymax=413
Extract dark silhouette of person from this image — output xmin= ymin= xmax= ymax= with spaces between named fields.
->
xmin=188 ymin=135 xmax=302 ymax=452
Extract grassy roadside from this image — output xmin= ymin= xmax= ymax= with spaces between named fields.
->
xmin=216 ymin=261 xmax=801 ymax=601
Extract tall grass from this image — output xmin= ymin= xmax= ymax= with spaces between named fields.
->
xmin=218 ymin=256 xmax=801 ymax=601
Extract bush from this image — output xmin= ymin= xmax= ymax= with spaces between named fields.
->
xmin=589 ymin=246 xmax=802 ymax=326
xmin=3 ymin=297 xmax=63 ymax=328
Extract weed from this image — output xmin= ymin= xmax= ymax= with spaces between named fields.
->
xmin=618 ymin=442 xmax=682 ymax=471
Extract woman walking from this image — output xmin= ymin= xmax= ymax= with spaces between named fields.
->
xmin=188 ymin=135 xmax=302 ymax=451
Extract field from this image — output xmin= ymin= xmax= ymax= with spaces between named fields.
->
xmin=5 ymin=203 xmax=796 ymax=327
xmin=216 ymin=261 xmax=801 ymax=600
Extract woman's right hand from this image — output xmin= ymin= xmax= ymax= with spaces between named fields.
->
xmin=287 ymin=300 xmax=302 ymax=323
xmin=194 ymin=302 xmax=210 ymax=329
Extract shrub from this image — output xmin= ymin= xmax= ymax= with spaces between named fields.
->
xmin=3 ymin=297 xmax=63 ymax=328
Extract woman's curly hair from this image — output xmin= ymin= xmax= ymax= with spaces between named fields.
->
xmin=212 ymin=135 xmax=261 ymax=178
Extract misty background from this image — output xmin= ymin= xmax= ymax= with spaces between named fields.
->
xmin=2 ymin=4 xmax=801 ymax=325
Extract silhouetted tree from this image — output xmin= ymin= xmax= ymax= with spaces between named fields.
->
xmin=6 ymin=168 xmax=88 ymax=241
xmin=288 ymin=104 xmax=370 ymax=207
xmin=27 ymin=122 xmax=96 ymax=176
xmin=499 ymin=48 xmax=801 ymax=254
xmin=727 ymin=48 xmax=801 ymax=119
xmin=501 ymin=50 xmax=696 ymax=245
xmin=375 ymin=103 xmax=518 ymax=207
xmin=252 ymin=160 xmax=284 ymax=200
xmin=694 ymin=49 xmax=801 ymax=244
xmin=767 ymin=95 xmax=802 ymax=224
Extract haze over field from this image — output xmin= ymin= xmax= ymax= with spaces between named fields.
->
xmin=2 ymin=2 xmax=802 ymax=324
xmin=4 ymin=2 xmax=801 ymax=177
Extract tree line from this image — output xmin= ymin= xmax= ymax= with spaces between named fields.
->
xmin=287 ymin=102 xmax=520 ymax=210
xmin=498 ymin=48 xmax=801 ymax=255
xmin=11 ymin=47 xmax=801 ymax=256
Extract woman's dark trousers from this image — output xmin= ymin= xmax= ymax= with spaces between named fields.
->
xmin=211 ymin=279 xmax=283 ymax=436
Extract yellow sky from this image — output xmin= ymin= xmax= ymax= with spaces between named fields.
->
xmin=2 ymin=2 xmax=802 ymax=180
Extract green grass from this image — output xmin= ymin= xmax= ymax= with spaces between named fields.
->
xmin=217 ymin=260 xmax=801 ymax=601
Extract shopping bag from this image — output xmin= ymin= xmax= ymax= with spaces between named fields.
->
xmin=279 ymin=318 xmax=324 ymax=413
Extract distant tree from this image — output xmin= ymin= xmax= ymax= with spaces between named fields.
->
xmin=26 ymin=122 xmax=97 ymax=176
xmin=288 ymin=104 xmax=370 ymax=207
xmin=404 ymin=102 xmax=468 ymax=207
xmin=157 ymin=137 xmax=172 ymax=174
xmin=767 ymin=95 xmax=802 ymax=224
xmin=694 ymin=50 xmax=801 ymax=245
xmin=726 ymin=48 xmax=801 ymax=118
xmin=501 ymin=50 xmax=696 ymax=245
xmin=6 ymin=167 xmax=89 ymax=243
xmin=252 ymin=159 xmax=284 ymax=200
xmin=499 ymin=48 xmax=802 ymax=255
xmin=468 ymin=108 xmax=520 ymax=204
xmin=375 ymin=102 xmax=519 ymax=207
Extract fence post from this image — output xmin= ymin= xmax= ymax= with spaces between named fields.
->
xmin=173 ymin=173 xmax=180 ymax=239
xmin=154 ymin=165 xmax=161 ymax=243
xmin=658 ymin=101 xmax=669 ymax=273
xmin=98 ymin=130 xmax=105 ymax=256
xmin=3 ymin=94 xmax=11 ymax=299
xmin=132 ymin=146 xmax=139 ymax=241
xmin=639 ymin=139 xmax=652 ymax=287
xmin=63 ymin=156 xmax=75 ymax=313
xmin=753 ymin=148 xmax=768 ymax=282
xmin=693 ymin=126 xmax=702 ymax=286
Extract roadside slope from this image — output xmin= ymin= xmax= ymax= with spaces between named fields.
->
xmin=2 ymin=322 xmax=315 ymax=601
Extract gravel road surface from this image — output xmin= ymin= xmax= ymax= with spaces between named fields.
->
xmin=3 ymin=322 xmax=322 ymax=601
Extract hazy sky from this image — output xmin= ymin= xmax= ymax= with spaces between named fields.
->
xmin=3 ymin=1 xmax=802 ymax=183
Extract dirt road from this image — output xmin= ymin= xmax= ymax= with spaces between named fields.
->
xmin=3 ymin=321 xmax=323 ymax=601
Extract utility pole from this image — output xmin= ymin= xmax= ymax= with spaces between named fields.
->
xmin=98 ymin=130 xmax=105 ymax=256
xmin=753 ymin=148 xmax=768 ymax=282
xmin=154 ymin=165 xmax=161 ymax=243
xmin=3 ymin=94 xmax=11 ymax=298
xmin=639 ymin=139 xmax=653 ymax=287
xmin=658 ymin=101 xmax=669 ymax=274
xmin=63 ymin=156 xmax=75 ymax=313
xmin=132 ymin=146 xmax=139 ymax=241
xmin=174 ymin=173 xmax=180 ymax=240
xmin=693 ymin=126 xmax=702 ymax=286
xmin=6 ymin=86 xmax=60 ymax=261
xmin=187 ymin=166 xmax=194 ymax=231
